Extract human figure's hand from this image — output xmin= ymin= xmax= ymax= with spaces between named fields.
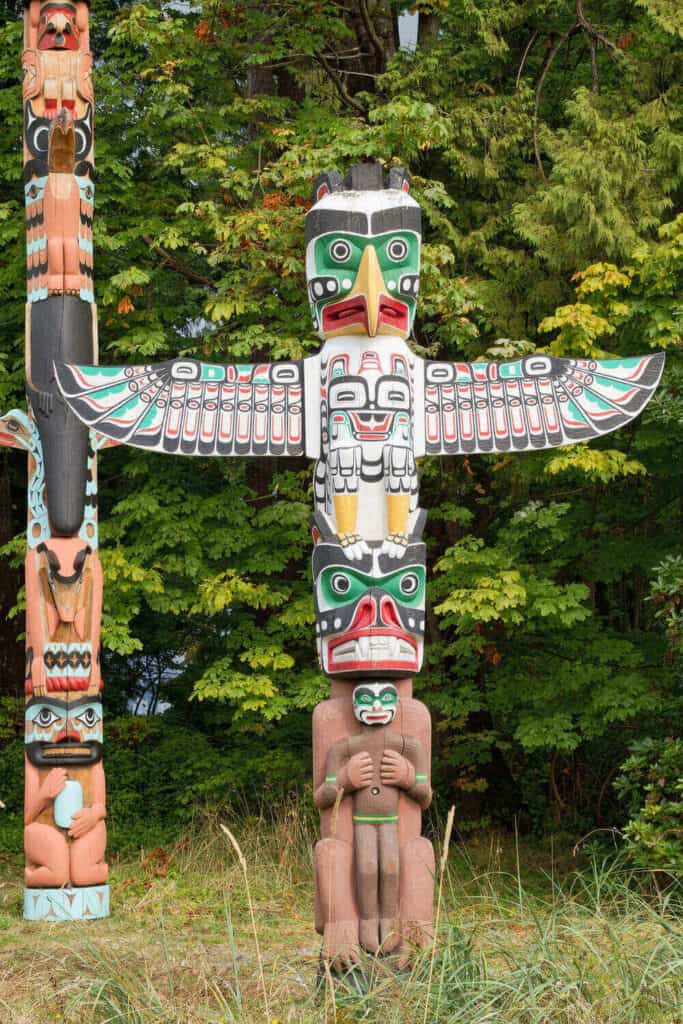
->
xmin=40 ymin=767 xmax=67 ymax=801
xmin=68 ymin=805 xmax=101 ymax=839
xmin=380 ymin=749 xmax=413 ymax=788
xmin=31 ymin=661 xmax=47 ymax=697
xmin=345 ymin=751 xmax=374 ymax=790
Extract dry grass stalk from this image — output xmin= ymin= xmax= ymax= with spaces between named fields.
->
xmin=422 ymin=803 xmax=455 ymax=1024
xmin=219 ymin=822 xmax=271 ymax=1021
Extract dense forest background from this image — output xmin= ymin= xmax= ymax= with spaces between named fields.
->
xmin=0 ymin=0 xmax=680 ymax=869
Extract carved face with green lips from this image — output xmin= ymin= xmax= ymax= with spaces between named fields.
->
xmin=352 ymin=682 xmax=399 ymax=726
xmin=305 ymin=165 xmax=421 ymax=341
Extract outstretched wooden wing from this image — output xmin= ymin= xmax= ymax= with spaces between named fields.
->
xmin=418 ymin=353 xmax=664 ymax=456
xmin=55 ymin=359 xmax=306 ymax=456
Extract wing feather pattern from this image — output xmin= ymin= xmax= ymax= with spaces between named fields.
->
xmin=422 ymin=353 xmax=664 ymax=455
xmin=55 ymin=359 xmax=305 ymax=457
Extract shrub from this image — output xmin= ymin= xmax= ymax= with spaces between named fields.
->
xmin=615 ymin=736 xmax=683 ymax=881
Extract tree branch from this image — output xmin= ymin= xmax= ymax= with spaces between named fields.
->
xmin=516 ymin=30 xmax=539 ymax=91
xmin=534 ymin=26 xmax=581 ymax=180
xmin=314 ymin=50 xmax=366 ymax=116
xmin=576 ymin=0 xmax=619 ymax=59
xmin=358 ymin=0 xmax=385 ymax=66
xmin=589 ymin=36 xmax=599 ymax=92
xmin=142 ymin=236 xmax=215 ymax=290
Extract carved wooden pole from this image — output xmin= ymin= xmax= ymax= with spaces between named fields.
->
xmin=52 ymin=156 xmax=663 ymax=963
xmin=0 ymin=0 xmax=108 ymax=921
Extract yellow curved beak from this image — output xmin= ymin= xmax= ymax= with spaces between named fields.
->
xmin=348 ymin=244 xmax=384 ymax=336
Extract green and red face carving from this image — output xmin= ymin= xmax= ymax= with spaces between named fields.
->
xmin=352 ymin=682 xmax=399 ymax=726
xmin=305 ymin=166 xmax=421 ymax=341
xmin=312 ymin=511 xmax=426 ymax=677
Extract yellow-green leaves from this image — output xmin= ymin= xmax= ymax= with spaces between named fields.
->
xmin=544 ymin=447 xmax=648 ymax=484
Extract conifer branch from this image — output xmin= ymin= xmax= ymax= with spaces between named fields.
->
xmin=534 ymin=26 xmax=580 ymax=180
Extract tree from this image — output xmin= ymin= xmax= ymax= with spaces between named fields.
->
xmin=0 ymin=0 xmax=680 ymax=832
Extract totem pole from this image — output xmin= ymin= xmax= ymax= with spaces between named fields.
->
xmin=52 ymin=163 xmax=663 ymax=959
xmin=0 ymin=0 xmax=108 ymax=921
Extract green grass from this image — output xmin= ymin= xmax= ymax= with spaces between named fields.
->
xmin=0 ymin=807 xmax=680 ymax=1023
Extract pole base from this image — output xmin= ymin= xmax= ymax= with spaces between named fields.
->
xmin=23 ymin=884 xmax=109 ymax=921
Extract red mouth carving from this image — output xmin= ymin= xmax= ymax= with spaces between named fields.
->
xmin=54 ymin=731 xmax=82 ymax=744
xmin=349 ymin=412 xmax=393 ymax=441
xmin=378 ymin=296 xmax=409 ymax=333
xmin=327 ymin=628 xmax=418 ymax=673
xmin=321 ymin=294 xmax=409 ymax=335
xmin=322 ymin=296 xmax=369 ymax=334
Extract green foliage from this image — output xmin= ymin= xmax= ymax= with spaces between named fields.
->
xmin=615 ymin=737 xmax=683 ymax=877
xmin=0 ymin=0 xmax=681 ymax=839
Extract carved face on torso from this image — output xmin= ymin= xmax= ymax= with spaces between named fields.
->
xmin=352 ymin=682 xmax=398 ymax=726
xmin=323 ymin=346 xmax=413 ymax=453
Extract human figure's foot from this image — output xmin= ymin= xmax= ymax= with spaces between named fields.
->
xmin=359 ymin=915 xmax=380 ymax=953
xmin=380 ymin=917 xmax=400 ymax=953
xmin=322 ymin=920 xmax=360 ymax=973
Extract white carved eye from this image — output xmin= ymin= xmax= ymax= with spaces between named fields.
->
xmin=330 ymin=239 xmax=351 ymax=262
xmin=76 ymin=707 xmax=100 ymax=728
xmin=331 ymin=573 xmax=351 ymax=595
xmin=400 ymin=572 xmax=419 ymax=596
xmin=387 ymin=238 xmax=408 ymax=262
xmin=36 ymin=708 xmax=60 ymax=729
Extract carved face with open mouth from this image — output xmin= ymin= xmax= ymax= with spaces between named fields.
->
xmin=312 ymin=511 xmax=426 ymax=677
xmin=352 ymin=682 xmax=398 ymax=726
xmin=305 ymin=165 xmax=421 ymax=341
xmin=25 ymin=695 xmax=103 ymax=767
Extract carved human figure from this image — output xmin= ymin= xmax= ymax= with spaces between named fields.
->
xmin=23 ymin=692 xmax=107 ymax=888
xmin=313 ymin=675 xmax=435 ymax=968
xmin=315 ymin=683 xmax=430 ymax=954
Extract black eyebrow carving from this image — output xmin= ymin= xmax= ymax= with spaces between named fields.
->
xmin=370 ymin=208 xmax=421 ymax=234
xmin=306 ymin=210 xmax=369 ymax=243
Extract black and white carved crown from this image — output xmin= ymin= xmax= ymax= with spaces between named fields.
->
xmin=313 ymin=163 xmax=411 ymax=203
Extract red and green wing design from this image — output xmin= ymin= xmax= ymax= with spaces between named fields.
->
xmin=420 ymin=353 xmax=664 ymax=455
xmin=55 ymin=358 xmax=305 ymax=456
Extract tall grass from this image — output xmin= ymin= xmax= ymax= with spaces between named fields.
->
xmin=0 ymin=802 xmax=680 ymax=1024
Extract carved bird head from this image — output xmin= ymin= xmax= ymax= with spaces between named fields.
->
xmin=48 ymin=108 xmax=75 ymax=173
xmin=38 ymin=3 xmax=81 ymax=51
xmin=305 ymin=164 xmax=421 ymax=342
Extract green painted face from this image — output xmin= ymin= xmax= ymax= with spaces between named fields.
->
xmin=319 ymin=564 xmax=425 ymax=611
xmin=352 ymin=683 xmax=399 ymax=726
xmin=306 ymin=231 xmax=420 ymax=339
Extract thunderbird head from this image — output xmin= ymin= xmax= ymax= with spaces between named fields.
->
xmin=305 ymin=164 xmax=421 ymax=342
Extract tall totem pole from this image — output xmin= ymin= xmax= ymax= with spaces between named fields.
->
xmin=53 ymin=162 xmax=664 ymax=962
xmin=1 ymin=5 xmax=664 ymax=951
xmin=0 ymin=0 xmax=108 ymax=921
